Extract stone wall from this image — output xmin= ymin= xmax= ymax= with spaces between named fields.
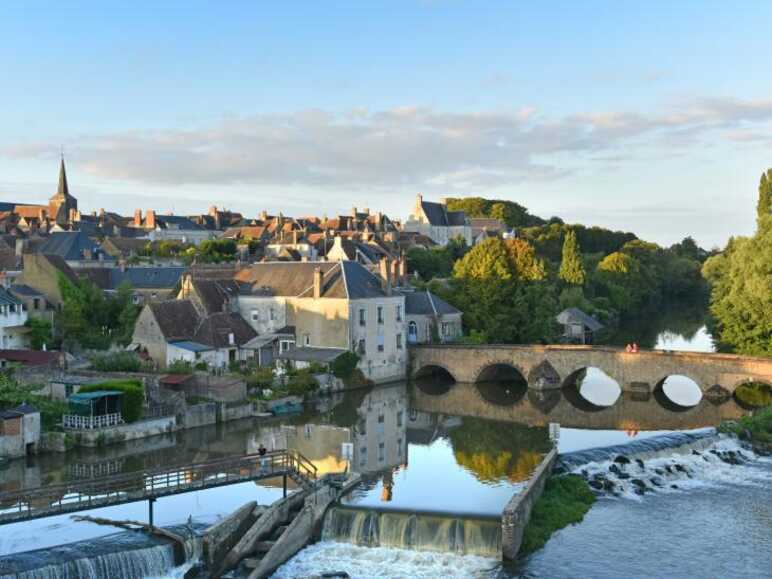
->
xmin=501 ymin=447 xmax=558 ymax=560
xmin=180 ymin=403 xmax=218 ymax=429
xmin=68 ymin=416 xmax=175 ymax=447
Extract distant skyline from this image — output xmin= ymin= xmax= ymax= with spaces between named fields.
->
xmin=2 ymin=1 xmax=772 ymax=248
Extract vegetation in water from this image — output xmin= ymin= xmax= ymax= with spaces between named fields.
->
xmin=703 ymin=169 xmax=772 ymax=356
xmin=734 ymin=382 xmax=772 ymax=408
xmin=719 ymin=406 xmax=772 ymax=445
xmin=520 ymin=474 xmax=596 ymax=554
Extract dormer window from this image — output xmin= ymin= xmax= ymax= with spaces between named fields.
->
xmin=228 ymin=333 xmax=235 ymax=345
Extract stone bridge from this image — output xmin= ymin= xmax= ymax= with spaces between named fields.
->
xmin=410 ymin=344 xmax=772 ymax=396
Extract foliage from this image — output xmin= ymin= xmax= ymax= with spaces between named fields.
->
xmin=444 ymin=197 xmax=546 ymax=228
xmin=559 ymin=229 xmax=586 ymax=286
xmin=719 ymin=406 xmax=772 ymax=445
xmin=90 ymin=351 xmax=143 ymax=372
xmin=331 ymin=351 xmax=360 ymax=379
xmin=734 ymin=382 xmax=772 ymax=408
xmin=444 ymin=238 xmax=557 ymax=343
xmin=246 ymin=366 xmax=274 ymax=389
xmin=758 ymin=169 xmax=772 ymax=224
xmin=520 ymin=222 xmax=637 ymax=262
xmin=25 ymin=318 xmax=54 ymax=350
xmin=406 ymin=237 xmax=468 ymax=280
xmin=79 ymin=379 xmax=145 ymax=423
xmin=0 ymin=374 xmax=68 ymax=431
xmin=704 ymin=173 xmax=772 ymax=356
xmin=286 ymin=369 xmax=319 ymax=398
xmin=167 ymin=359 xmax=194 ymax=374
xmin=520 ymin=474 xmax=596 ymax=554
xmin=57 ymin=275 xmax=139 ymax=350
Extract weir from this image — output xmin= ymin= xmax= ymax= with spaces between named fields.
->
xmin=322 ymin=506 xmax=502 ymax=558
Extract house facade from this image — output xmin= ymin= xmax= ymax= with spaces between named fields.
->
xmin=0 ymin=287 xmax=28 ymax=349
xmin=402 ymin=194 xmax=473 ymax=246
xmin=399 ymin=289 xmax=463 ymax=344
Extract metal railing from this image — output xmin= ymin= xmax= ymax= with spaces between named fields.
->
xmin=0 ymin=449 xmax=316 ymax=525
xmin=62 ymin=413 xmax=124 ymax=430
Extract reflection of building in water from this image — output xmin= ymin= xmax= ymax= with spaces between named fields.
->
xmin=249 ymin=423 xmax=351 ymax=476
xmin=406 ymin=410 xmax=462 ymax=445
xmin=352 ymin=386 xmax=408 ymax=474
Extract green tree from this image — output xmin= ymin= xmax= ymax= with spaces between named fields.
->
xmin=25 ymin=318 xmax=54 ymax=350
xmin=559 ymin=229 xmax=586 ymax=285
xmin=758 ymin=169 xmax=772 ymax=225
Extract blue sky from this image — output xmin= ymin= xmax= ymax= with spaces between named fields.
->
xmin=2 ymin=1 xmax=771 ymax=248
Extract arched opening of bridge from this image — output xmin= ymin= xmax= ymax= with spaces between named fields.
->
xmin=414 ymin=365 xmax=456 ymax=395
xmin=733 ymin=381 xmax=772 ymax=410
xmin=474 ymin=364 xmax=527 ymax=406
xmin=653 ymin=375 xmax=702 ymax=411
xmin=562 ymin=367 xmax=621 ymax=411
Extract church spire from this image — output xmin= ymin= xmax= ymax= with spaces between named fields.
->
xmin=56 ymin=156 xmax=70 ymax=199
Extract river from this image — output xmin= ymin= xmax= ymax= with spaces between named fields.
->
xmin=1 ymin=323 xmax=769 ymax=578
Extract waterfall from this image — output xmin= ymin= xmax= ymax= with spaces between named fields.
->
xmin=322 ymin=506 xmax=502 ymax=558
xmin=0 ymin=526 xmax=203 ymax=579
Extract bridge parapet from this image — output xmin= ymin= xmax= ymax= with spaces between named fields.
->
xmin=410 ymin=344 xmax=772 ymax=394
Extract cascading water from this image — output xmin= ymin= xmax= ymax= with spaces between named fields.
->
xmin=321 ymin=506 xmax=502 ymax=558
xmin=0 ymin=526 xmax=203 ymax=579
xmin=558 ymin=429 xmax=770 ymax=498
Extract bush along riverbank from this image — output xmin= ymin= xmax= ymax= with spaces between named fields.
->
xmin=719 ymin=406 xmax=772 ymax=454
xmin=519 ymin=474 xmax=596 ymax=555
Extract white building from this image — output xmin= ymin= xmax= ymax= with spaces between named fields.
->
xmin=402 ymin=194 xmax=473 ymax=246
xmin=0 ymin=287 xmax=29 ymax=349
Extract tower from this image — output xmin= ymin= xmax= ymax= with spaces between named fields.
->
xmin=48 ymin=157 xmax=78 ymax=226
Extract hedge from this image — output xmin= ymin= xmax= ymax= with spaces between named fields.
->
xmin=78 ymin=379 xmax=145 ymax=423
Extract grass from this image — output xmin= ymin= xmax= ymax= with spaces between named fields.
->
xmin=520 ymin=474 xmax=596 ymax=555
xmin=719 ymin=405 xmax=772 ymax=445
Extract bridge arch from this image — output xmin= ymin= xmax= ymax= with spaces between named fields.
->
xmin=473 ymin=363 xmax=528 ymax=406
xmin=561 ymin=366 xmax=622 ymax=411
xmin=653 ymin=374 xmax=703 ymax=411
xmin=413 ymin=364 xmax=456 ymax=396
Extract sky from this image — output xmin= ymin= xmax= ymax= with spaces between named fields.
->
xmin=1 ymin=1 xmax=772 ymax=249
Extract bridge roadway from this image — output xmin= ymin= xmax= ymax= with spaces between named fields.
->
xmin=0 ymin=449 xmax=317 ymax=525
xmin=411 ymin=344 xmax=772 ymax=395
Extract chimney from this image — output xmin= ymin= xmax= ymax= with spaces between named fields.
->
xmin=363 ymin=207 xmax=370 ymax=215
xmin=146 ymin=209 xmax=156 ymax=229
xmin=391 ymin=259 xmax=400 ymax=287
xmin=134 ymin=209 xmax=142 ymax=227
xmin=292 ymin=230 xmax=298 ymax=245
xmin=259 ymin=210 xmax=268 ymax=222
xmin=313 ymin=267 xmax=323 ymax=299
xmin=399 ymin=254 xmax=408 ymax=285
xmin=351 ymin=206 xmax=358 ymax=218
xmin=379 ymin=257 xmax=392 ymax=296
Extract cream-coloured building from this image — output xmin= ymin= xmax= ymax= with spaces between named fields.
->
xmin=402 ymin=194 xmax=473 ymax=246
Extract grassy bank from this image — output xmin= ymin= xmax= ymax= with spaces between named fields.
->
xmin=520 ymin=474 xmax=596 ymax=555
xmin=719 ymin=406 xmax=772 ymax=446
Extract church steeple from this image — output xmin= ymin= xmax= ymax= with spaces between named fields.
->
xmin=56 ymin=156 xmax=70 ymax=199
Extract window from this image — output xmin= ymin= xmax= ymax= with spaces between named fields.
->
xmin=304 ymin=334 xmax=311 ymax=346
xmin=377 ymin=306 xmax=384 ymax=324
xmin=396 ymin=305 xmax=402 ymax=321
xmin=397 ymin=438 xmax=403 ymax=457
xmin=33 ymin=298 xmax=40 ymax=310
xmin=359 ymin=308 xmax=366 ymax=326
xmin=396 ymin=334 xmax=402 ymax=349
xmin=397 ymin=411 xmax=403 ymax=427
xmin=358 ymin=339 xmax=366 ymax=355
xmin=378 ymin=414 xmax=384 ymax=424
xmin=269 ymin=308 xmax=275 ymax=321
xmin=228 ymin=333 xmax=235 ymax=345
xmin=9 ymin=304 xmax=15 ymax=313
xmin=359 ymin=446 xmax=367 ymax=467
xmin=251 ymin=310 xmax=259 ymax=322
xmin=358 ymin=419 xmax=366 ymax=435
xmin=377 ymin=335 xmax=384 ymax=352
xmin=65 ymin=384 xmax=73 ymax=398
xmin=441 ymin=322 xmax=450 ymax=337
xmin=378 ymin=442 xmax=385 ymax=462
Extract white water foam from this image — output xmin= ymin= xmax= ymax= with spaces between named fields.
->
xmin=572 ymin=436 xmax=772 ymax=500
xmin=271 ymin=541 xmax=500 ymax=579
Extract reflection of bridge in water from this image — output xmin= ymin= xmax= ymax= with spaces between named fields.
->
xmin=411 ymin=344 xmax=772 ymax=396
xmin=412 ymin=382 xmax=752 ymax=431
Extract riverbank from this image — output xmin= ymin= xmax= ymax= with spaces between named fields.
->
xmin=719 ymin=406 xmax=772 ymax=453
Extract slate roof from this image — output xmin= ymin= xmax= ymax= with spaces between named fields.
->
xmin=39 ymin=231 xmax=112 ymax=262
xmin=276 ymin=347 xmax=347 ymax=363
xmin=556 ymin=308 xmax=604 ymax=332
xmin=0 ymin=286 xmax=22 ymax=307
xmin=155 ymin=215 xmax=206 ymax=231
xmin=187 ymin=278 xmax=241 ymax=314
xmin=113 ymin=267 xmax=186 ymax=289
xmin=193 ymin=312 xmax=257 ymax=348
xmin=169 ymin=340 xmax=213 ymax=352
xmin=8 ymin=284 xmax=44 ymax=298
xmin=419 ymin=200 xmax=468 ymax=227
xmin=148 ymin=300 xmax=200 ymax=341
xmin=234 ymin=261 xmax=387 ymax=300
xmin=401 ymin=290 xmax=461 ymax=316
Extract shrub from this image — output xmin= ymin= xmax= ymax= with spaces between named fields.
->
xmin=719 ymin=406 xmax=772 ymax=445
xmin=287 ymin=369 xmax=318 ymax=398
xmin=734 ymin=382 xmax=772 ymax=408
xmin=167 ymin=359 xmax=194 ymax=375
xmin=331 ymin=352 xmax=360 ymax=379
xmin=90 ymin=351 xmax=142 ymax=372
xmin=246 ymin=367 xmax=274 ymax=389
xmin=78 ymin=379 xmax=145 ymax=423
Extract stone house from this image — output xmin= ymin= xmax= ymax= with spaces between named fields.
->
xmin=402 ymin=194 xmax=473 ymax=246
xmin=0 ymin=403 xmax=41 ymax=458
xmin=17 ymin=253 xmax=79 ymax=310
xmin=234 ymin=260 xmax=408 ymax=383
xmin=399 ymin=289 xmax=463 ymax=344
xmin=131 ymin=299 xmax=257 ymax=369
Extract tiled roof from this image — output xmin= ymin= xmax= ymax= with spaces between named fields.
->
xmin=148 ymin=300 xmax=200 ymax=341
xmin=193 ymin=312 xmax=257 ymax=348
xmin=155 ymin=215 xmax=206 ymax=231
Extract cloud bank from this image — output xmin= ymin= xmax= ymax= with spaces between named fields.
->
xmin=3 ymin=97 xmax=772 ymax=192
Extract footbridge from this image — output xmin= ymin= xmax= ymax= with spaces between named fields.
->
xmin=0 ymin=449 xmax=317 ymax=525
xmin=410 ymin=344 xmax=772 ymax=395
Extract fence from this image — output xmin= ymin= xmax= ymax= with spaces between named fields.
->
xmin=62 ymin=413 xmax=124 ymax=430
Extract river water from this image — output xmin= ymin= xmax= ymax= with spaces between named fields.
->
xmin=1 ymin=325 xmax=769 ymax=578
